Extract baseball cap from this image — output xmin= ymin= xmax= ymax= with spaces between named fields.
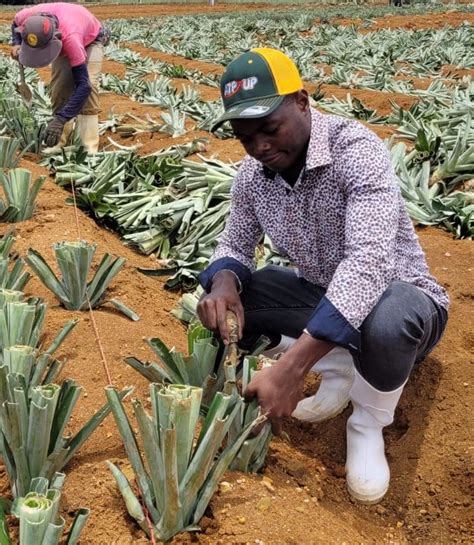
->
xmin=18 ymin=15 xmax=62 ymax=68
xmin=211 ymin=48 xmax=303 ymax=132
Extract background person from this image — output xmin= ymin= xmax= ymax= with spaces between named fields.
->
xmin=197 ymin=48 xmax=449 ymax=504
xmin=11 ymin=2 xmax=109 ymax=153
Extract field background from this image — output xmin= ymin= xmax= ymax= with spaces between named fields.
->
xmin=0 ymin=3 xmax=473 ymax=544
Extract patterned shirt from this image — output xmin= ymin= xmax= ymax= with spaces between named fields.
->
xmin=199 ymin=108 xmax=449 ymax=351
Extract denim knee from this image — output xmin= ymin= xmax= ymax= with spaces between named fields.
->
xmin=357 ymin=282 xmax=434 ymax=390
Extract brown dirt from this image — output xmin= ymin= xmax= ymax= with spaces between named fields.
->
xmin=441 ymin=65 xmax=474 ymax=80
xmin=123 ymin=42 xmax=225 ymax=76
xmin=335 ymin=11 xmax=474 ymax=31
xmin=315 ymin=83 xmax=418 ymax=116
xmin=367 ymin=11 xmax=474 ymax=31
xmin=0 ymin=3 xmax=286 ymax=24
xmin=0 ymin=6 xmax=472 ymax=545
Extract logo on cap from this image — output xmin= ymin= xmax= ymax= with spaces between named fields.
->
xmin=224 ymin=77 xmax=258 ymax=98
xmin=27 ymin=33 xmax=38 ymax=47
xmin=240 ymin=105 xmax=270 ymax=116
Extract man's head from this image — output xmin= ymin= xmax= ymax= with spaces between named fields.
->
xmin=212 ymin=48 xmax=311 ymax=172
xmin=17 ymin=15 xmax=62 ymax=68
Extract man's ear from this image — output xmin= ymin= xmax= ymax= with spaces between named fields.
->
xmin=295 ymin=89 xmax=309 ymax=112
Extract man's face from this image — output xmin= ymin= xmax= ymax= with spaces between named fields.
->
xmin=230 ymin=91 xmax=311 ymax=173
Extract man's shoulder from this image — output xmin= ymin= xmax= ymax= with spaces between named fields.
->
xmin=318 ymin=113 xmax=388 ymax=168
xmin=323 ymin=112 xmax=383 ymax=146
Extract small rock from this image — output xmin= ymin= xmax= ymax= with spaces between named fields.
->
xmin=307 ymin=482 xmax=323 ymax=499
xmin=396 ymin=521 xmax=404 ymax=528
xmin=295 ymin=506 xmax=305 ymax=513
xmin=257 ymin=496 xmax=272 ymax=512
xmin=376 ymin=505 xmax=387 ymax=515
xmin=261 ymin=479 xmax=275 ymax=493
xmin=219 ymin=481 xmax=232 ymax=494
xmin=286 ymin=461 xmax=309 ymax=483
xmin=238 ymin=516 xmax=246 ymax=524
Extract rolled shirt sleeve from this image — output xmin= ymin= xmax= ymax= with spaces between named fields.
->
xmin=305 ymin=135 xmax=399 ymax=351
xmin=199 ymin=158 xmax=263 ymax=292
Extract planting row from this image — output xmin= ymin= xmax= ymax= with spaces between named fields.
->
xmin=108 ymin=10 xmax=473 ymax=91
xmin=0 ymin=153 xmax=278 ymax=542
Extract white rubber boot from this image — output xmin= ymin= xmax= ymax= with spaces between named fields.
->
xmin=346 ymin=371 xmax=405 ymax=504
xmin=292 ymin=346 xmax=354 ymax=423
xmin=262 ymin=335 xmax=296 ymax=358
xmin=77 ymin=114 xmax=99 ymax=154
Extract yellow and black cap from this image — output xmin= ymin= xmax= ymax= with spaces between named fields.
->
xmin=211 ymin=48 xmax=303 ymax=132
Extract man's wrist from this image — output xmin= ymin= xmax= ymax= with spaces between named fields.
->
xmin=283 ymin=333 xmax=335 ymax=378
xmin=211 ymin=269 xmax=242 ymax=293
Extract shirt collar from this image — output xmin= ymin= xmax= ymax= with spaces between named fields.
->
xmin=260 ymin=107 xmax=332 ymax=180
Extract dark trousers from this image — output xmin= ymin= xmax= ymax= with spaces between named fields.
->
xmin=240 ymin=266 xmax=448 ymax=391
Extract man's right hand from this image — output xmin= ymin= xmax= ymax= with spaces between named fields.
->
xmin=197 ymin=271 xmax=244 ymax=344
xmin=11 ymin=45 xmax=20 ymax=60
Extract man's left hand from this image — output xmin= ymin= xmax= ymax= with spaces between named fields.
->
xmin=44 ymin=115 xmax=67 ymax=148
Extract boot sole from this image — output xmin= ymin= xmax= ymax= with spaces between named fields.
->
xmin=293 ymin=398 xmax=350 ymax=423
xmin=347 ymin=483 xmax=388 ymax=505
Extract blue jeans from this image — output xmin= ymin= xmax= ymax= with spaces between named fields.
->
xmin=240 ymin=266 xmax=448 ymax=391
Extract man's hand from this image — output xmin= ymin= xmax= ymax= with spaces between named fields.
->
xmin=244 ymin=334 xmax=335 ymax=435
xmin=44 ymin=115 xmax=67 ymax=148
xmin=197 ymin=271 xmax=244 ymax=344
xmin=11 ymin=45 xmax=20 ymax=60
xmin=245 ymin=359 xmax=305 ymax=435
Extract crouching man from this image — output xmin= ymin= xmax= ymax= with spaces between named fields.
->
xmin=197 ymin=48 xmax=448 ymax=504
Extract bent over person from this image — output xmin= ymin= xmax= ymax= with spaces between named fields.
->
xmin=197 ymin=48 xmax=449 ymax=504
xmin=11 ymin=2 xmax=108 ymax=153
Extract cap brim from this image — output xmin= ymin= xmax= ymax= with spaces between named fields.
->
xmin=211 ymin=95 xmax=284 ymax=133
xmin=19 ymin=38 xmax=62 ymax=68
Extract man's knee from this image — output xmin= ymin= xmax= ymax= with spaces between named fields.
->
xmin=361 ymin=282 xmax=426 ymax=352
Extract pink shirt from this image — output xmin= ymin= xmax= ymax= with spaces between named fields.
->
xmin=15 ymin=3 xmax=101 ymax=67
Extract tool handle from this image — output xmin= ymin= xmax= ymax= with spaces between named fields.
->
xmin=226 ymin=311 xmax=239 ymax=345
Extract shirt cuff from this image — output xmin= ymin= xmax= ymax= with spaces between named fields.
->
xmin=305 ymin=296 xmax=361 ymax=352
xmin=198 ymin=257 xmax=251 ymax=293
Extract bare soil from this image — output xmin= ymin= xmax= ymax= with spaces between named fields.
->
xmin=336 ymin=11 xmax=474 ymax=31
xmin=0 ymin=5 xmax=472 ymax=545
